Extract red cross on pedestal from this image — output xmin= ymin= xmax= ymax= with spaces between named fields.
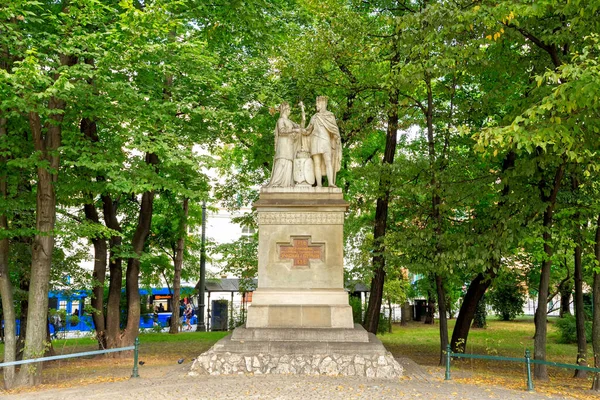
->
xmin=278 ymin=237 xmax=324 ymax=268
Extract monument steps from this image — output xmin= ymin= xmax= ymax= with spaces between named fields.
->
xmin=231 ymin=323 xmax=369 ymax=342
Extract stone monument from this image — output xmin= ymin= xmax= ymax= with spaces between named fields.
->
xmin=245 ymin=185 xmax=353 ymax=329
xmin=190 ymin=98 xmax=402 ymax=378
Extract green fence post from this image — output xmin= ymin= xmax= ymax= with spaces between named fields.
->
xmin=131 ymin=337 xmax=140 ymax=378
xmin=445 ymin=344 xmax=452 ymax=381
xmin=525 ymin=349 xmax=533 ymax=392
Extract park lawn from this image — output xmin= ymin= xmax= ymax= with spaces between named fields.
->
xmin=380 ymin=317 xmax=596 ymax=399
xmin=48 ymin=330 xmax=229 ymax=357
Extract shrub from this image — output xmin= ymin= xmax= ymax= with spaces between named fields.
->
xmin=555 ymin=314 xmax=591 ymax=344
xmin=472 ymin=295 xmax=487 ymax=328
xmin=69 ymin=315 xmax=80 ymax=327
xmin=349 ymin=296 xmax=363 ymax=324
xmin=488 ymin=269 xmax=526 ymax=321
xmin=377 ymin=313 xmax=390 ymax=335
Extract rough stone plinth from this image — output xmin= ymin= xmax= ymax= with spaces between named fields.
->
xmin=190 ymin=351 xmax=401 ymax=378
xmin=190 ymin=325 xmax=403 ymax=379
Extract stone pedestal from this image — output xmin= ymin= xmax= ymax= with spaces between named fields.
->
xmin=190 ymin=187 xmax=402 ymax=379
xmin=246 ymin=187 xmax=353 ymax=329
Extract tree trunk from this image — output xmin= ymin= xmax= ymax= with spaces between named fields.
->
xmin=573 ymin=220 xmax=587 ymax=378
xmin=16 ymin=47 xmax=76 ymax=385
xmin=591 ymin=214 xmax=600 ymax=390
xmin=424 ymin=72 xmax=448 ymax=363
xmin=400 ymin=302 xmax=410 ymax=326
xmin=558 ymin=276 xmax=572 ymax=318
xmin=170 ymin=197 xmax=188 ymax=334
xmin=364 ymin=89 xmax=399 ymax=334
xmin=446 ymin=296 xmax=455 ymax=320
xmin=472 ymin=294 xmax=487 ymax=328
xmin=424 ymin=290 xmax=436 ymax=324
xmin=16 ymin=279 xmax=28 ymax=359
xmin=387 ymin=297 xmax=393 ymax=333
xmin=84 ymin=202 xmax=108 ymax=348
xmin=121 ymin=152 xmax=159 ymax=346
xmin=436 ymin=274 xmax=449 ymax=366
xmin=0 ymin=231 xmax=16 ymax=389
xmin=17 ymin=101 xmax=66 ymax=386
xmin=0 ymin=114 xmax=17 ymax=389
xmin=102 ymin=194 xmax=123 ymax=349
xmin=80 ymin=117 xmax=108 ymax=348
xmin=533 ymin=163 xmax=565 ymax=381
xmin=533 ymin=229 xmax=553 ymax=381
xmin=451 ymin=270 xmax=495 ymax=352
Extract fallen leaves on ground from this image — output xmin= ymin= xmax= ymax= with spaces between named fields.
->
xmin=452 ymin=371 xmax=596 ymax=400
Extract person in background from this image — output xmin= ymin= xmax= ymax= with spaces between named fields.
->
xmin=184 ymin=304 xmax=193 ymax=331
xmin=153 ymin=306 xmax=159 ymax=327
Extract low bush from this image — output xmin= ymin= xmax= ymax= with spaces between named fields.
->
xmin=555 ymin=314 xmax=591 ymax=344
xmin=349 ymin=296 xmax=363 ymax=324
xmin=488 ymin=269 xmax=526 ymax=321
xmin=377 ymin=313 xmax=390 ymax=335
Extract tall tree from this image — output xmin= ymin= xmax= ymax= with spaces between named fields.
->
xmin=474 ymin=2 xmax=599 ymax=380
xmin=4 ymin=0 xmax=84 ymax=384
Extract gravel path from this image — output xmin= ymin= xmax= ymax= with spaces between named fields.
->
xmin=2 ymin=360 xmax=572 ymax=400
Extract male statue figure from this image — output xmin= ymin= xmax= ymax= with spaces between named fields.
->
xmin=303 ymin=96 xmax=342 ymax=187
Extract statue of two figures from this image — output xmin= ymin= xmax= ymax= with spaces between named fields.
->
xmin=266 ymin=96 xmax=342 ymax=188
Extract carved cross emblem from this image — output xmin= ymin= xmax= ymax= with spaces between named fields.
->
xmin=277 ymin=237 xmax=324 ymax=268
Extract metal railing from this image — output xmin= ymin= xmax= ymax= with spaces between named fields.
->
xmin=0 ymin=337 xmax=141 ymax=378
xmin=445 ymin=344 xmax=600 ymax=392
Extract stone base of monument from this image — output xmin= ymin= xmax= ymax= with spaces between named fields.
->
xmin=245 ymin=289 xmax=354 ymax=329
xmin=189 ymin=324 xmax=403 ymax=379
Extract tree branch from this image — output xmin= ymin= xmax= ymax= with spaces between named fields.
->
xmin=503 ymin=22 xmax=561 ymax=68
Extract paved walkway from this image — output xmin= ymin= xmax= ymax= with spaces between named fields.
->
xmin=396 ymin=357 xmax=437 ymax=383
xmin=2 ymin=358 xmax=571 ymax=400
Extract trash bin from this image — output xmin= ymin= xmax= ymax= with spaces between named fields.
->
xmin=211 ymin=300 xmax=228 ymax=331
xmin=414 ymin=299 xmax=427 ymax=322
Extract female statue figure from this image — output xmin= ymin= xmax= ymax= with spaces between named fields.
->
xmin=266 ymin=102 xmax=300 ymax=187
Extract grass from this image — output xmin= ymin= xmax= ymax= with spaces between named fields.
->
xmin=380 ymin=316 xmax=597 ymax=399
xmin=381 ymin=316 xmax=588 ymax=364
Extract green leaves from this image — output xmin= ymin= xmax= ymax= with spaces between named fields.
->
xmin=214 ymin=234 xmax=258 ymax=293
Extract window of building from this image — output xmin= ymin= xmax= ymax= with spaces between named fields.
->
xmin=241 ymin=226 xmax=255 ymax=236
xmin=71 ymin=300 xmax=80 ymax=316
